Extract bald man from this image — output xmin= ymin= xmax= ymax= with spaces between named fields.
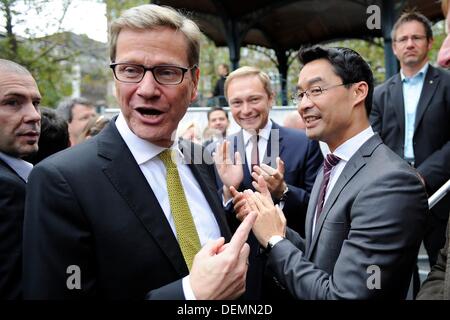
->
xmin=0 ymin=59 xmax=41 ymax=299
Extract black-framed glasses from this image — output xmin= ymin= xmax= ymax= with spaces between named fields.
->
xmin=110 ymin=63 xmax=197 ymax=85
xmin=394 ymin=35 xmax=428 ymax=45
xmin=292 ymin=83 xmax=352 ymax=104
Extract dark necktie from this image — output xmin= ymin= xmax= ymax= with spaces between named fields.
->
xmin=250 ymin=134 xmax=259 ymax=168
xmin=316 ymin=153 xmax=341 ymax=222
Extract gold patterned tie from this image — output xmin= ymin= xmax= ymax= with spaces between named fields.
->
xmin=159 ymin=149 xmax=201 ymax=270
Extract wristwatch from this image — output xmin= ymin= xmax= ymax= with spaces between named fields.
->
xmin=266 ymin=235 xmax=285 ymax=253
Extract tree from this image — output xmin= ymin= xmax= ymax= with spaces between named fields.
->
xmin=0 ymin=0 xmax=76 ymax=107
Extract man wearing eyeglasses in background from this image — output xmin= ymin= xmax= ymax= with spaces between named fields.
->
xmin=417 ymin=0 xmax=450 ymax=300
xmin=22 ymin=4 xmax=256 ymax=300
xmin=370 ymin=11 xmax=450 ymax=287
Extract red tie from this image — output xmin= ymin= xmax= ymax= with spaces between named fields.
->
xmin=250 ymin=134 xmax=259 ymax=168
xmin=316 ymin=153 xmax=341 ymax=221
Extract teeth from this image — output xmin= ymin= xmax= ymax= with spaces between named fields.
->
xmin=305 ymin=116 xmax=319 ymax=123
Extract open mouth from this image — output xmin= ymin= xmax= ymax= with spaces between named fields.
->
xmin=136 ymin=107 xmax=164 ymax=117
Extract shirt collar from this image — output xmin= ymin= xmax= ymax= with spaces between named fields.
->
xmin=115 ymin=113 xmax=183 ymax=165
xmin=401 ymin=63 xmax=429 ymax=82
xmin=242 ymin=119 xmax=273 ymax=146
xmin=331 ymin=126 xmax=375 ymax=162
xmin=0 ymin=151 xmax=33 ymax=182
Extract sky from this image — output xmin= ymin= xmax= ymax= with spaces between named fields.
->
xmin=1 ymin=0 xmax=108 ymax=43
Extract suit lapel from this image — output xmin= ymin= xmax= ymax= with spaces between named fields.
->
xmin=0 ymin=158 xmax=26 ymax=183
xmin=305 ymin=167 xmax=323 ymax=254
xmin=390 ymin=75 xmax=406 ymax=135
xmin=99 ymin=121 xmax=188 ymax=276
xmin=263 ymin=121 xmax=282 ymax=167
xmin=180 ymin=140 xmax=232 ymax=242
xmin=414 ymin=66 xmax=439 ymax=131
xmin=306 ymin=135 xmax=383 ymax=259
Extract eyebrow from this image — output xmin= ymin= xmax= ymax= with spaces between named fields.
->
xmin=3 ymin=92 xmax=41 ymax=101
xmin=297 ymin=76 xmax=324 ymax=90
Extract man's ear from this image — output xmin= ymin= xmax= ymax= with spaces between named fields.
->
xmin=191 ymin=67 xmax=200 ymax=102
xmin=352 ymin=81 xmax=368 ymax=108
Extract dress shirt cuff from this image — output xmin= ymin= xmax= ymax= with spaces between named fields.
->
xmin=222 ymin=195 xmax=233 ymax=207
xmin=182 ymin=275 xmax=197 ymax=300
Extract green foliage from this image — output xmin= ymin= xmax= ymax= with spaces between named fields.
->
xmin=0 ymin=0 xmax=76 ymax=107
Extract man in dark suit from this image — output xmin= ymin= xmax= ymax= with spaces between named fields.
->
xmin=0 ymin=59 xmax=41 ymax=299
xmin=23 ymin=4 xmax=255 ymax=300
xmin=370 ymin=11 xmax=450 ymax=268
xmin=215 ymin=66 xmax=323 ymax=236
xmin=213 ymin=66 xmax=323 ymax=299
xmin=233 ymin=46 xmax=428 ymax=299
xmin=417 ymin=0 xmax=450 ymax=300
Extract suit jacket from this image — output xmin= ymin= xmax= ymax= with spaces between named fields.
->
xmin=23 ymin=120 xmax=231 ymax=299
xmin=370 ymin=65 xmax=450 ymax=219
xmin=0 ymin=159 xmax=25 ymax=300
xmin=217 ymin=121 xmax=323 ymax=299
xmin=417 ymin=217 xmax=450 ymax=300
xmin=266 ymin=134 xmax=428 ymax=299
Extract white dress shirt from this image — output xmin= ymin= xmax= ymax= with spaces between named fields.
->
xmin=401 ymin=63 xmax=428 ymax=161
xmin=313 ymin=126 xmax=375 ymax=235
xmin=242 ymin=120 xmax=272 ymax=173
xmin=0 ymin=151 xmax=33 ymax=182
xmin=115 ymin=113 xmax=221 ymax=299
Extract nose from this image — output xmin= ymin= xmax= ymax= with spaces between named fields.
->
xmin=297 ymin=94 xmax=313 ymax=114
xmin=241 ymin=101 xmax=253 ymax=115
xmin=23 ymin=102 xmax=41 ymax=124
xmin=136 ymin=69 xmax=161 ymax=98
xmin=437 ymin=34 xmax=450 ymax=68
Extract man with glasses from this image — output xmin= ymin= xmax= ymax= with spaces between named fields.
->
xmin=370 ymin=11 xmax=450 ymax=277
xmin=231 ymin=46 xmax=428 ymax=299
xmin=23 ymin=4 xmax=255 ymax=300
xmin=417 ymin=0 xmax=450 ymax=300
xmin=213 ymin=66 xmax=323 ymax=299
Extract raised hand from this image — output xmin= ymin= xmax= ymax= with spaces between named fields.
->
xmin=213 ymin=141 xmax=244 ymax=201
xmin=246 ymin=176 xmax=287 ymax=247
xmin=190 ymin=211 xmax=257 ymax=300
xmin=251 ymin=157 xmax=287 ymax=200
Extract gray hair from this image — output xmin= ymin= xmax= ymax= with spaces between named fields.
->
xmin=56 ymin=97 xmax=94 ymax=123
xmin=109 ymin=4 xmax=202 ymax=67
xmin=0 ymin=59 xmax=31 ymax=76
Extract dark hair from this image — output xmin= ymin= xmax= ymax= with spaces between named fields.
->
xmin=391 ymin=11 xmax=433 ymax=41
xmin=298 ymin=46 xmax=374 ymax=116
xmin=219 ymin=63 xmax=229 ymax=72
xmin=207 ymin=107 xmax=229 ymax=121
xmin=55 ymin=97 xmax=94 ymax=123
xmin=26 ymin=107 xmax=70 ymax=164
